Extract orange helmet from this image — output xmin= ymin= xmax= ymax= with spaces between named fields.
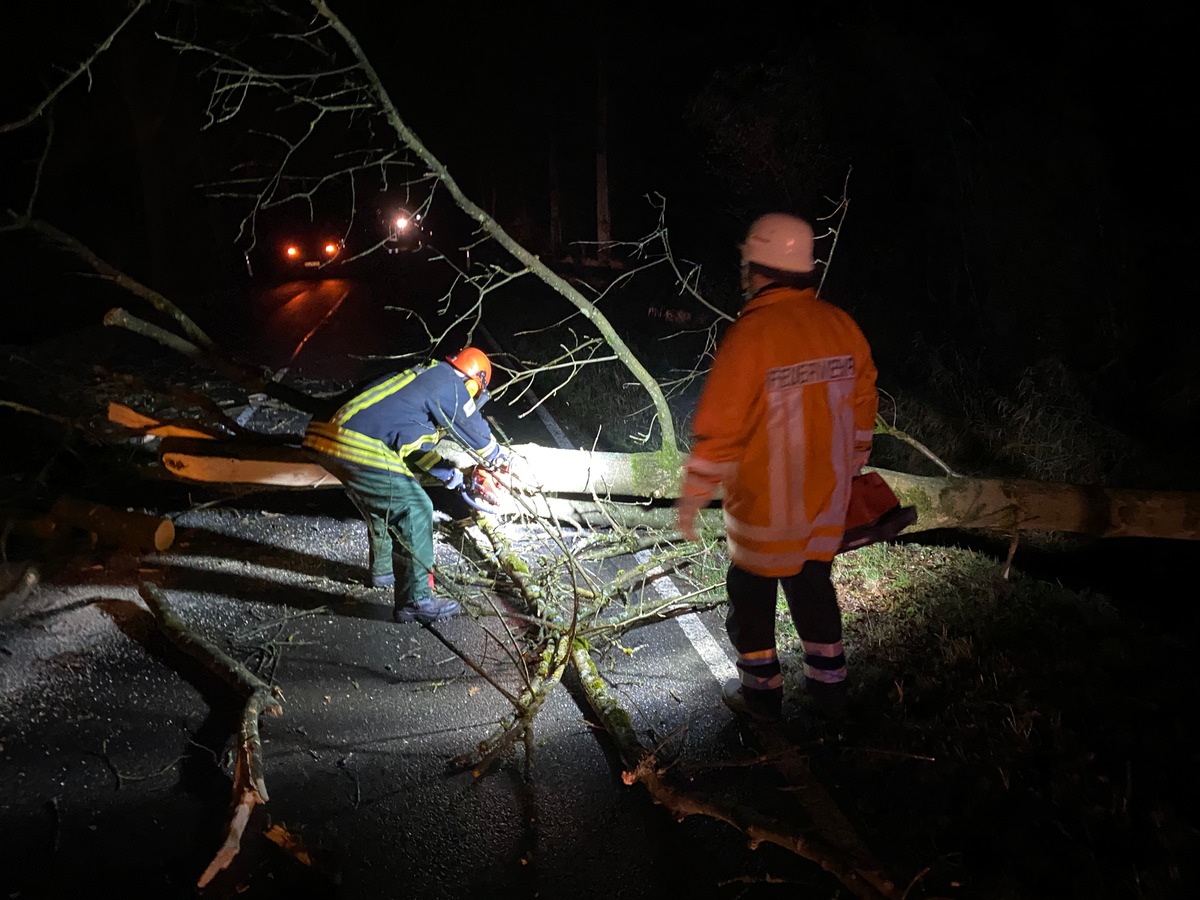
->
xmin=447 ymin=347 xmax=493 ymax=395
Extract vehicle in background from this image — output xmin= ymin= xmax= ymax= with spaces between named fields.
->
xmin=279 ymin=233 xmax=345 ymax=270
xmin=244 ymin=219 xmax=348 ymax=280
xmin=380 ymin=206 xmax=428 ymax=255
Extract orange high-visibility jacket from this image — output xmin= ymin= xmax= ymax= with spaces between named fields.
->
xmin=682 ymin=286 xmax=878 ymax=576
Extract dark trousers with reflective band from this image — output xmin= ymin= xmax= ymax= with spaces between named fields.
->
xmin=725 ymin=559 xmax=846 ymax=693
xmin=314 ymin=455 xmax=435 ymax=608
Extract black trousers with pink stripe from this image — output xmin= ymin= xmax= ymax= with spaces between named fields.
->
xmin=725 ymin=560 xmax=844 ymax=692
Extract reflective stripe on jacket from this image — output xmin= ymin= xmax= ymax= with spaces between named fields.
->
xmin=682 ymin=286 xmax=878 ymax=576
xmin=302 ymin=360 xmax=498 ymax=475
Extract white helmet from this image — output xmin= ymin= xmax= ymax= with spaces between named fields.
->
xmin=740 ymin=213 xmax=815 ymax=274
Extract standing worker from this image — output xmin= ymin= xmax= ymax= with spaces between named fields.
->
xmin=676 ymin=214 xmax=879 ymax=723
xmin=303 ymin=348 xmax=506 ymax=624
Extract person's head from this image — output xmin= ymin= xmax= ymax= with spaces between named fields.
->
xmin=739 ymin=213 xmax=819 ymax=298
xmin=447 ymin=347 xmax=493 ymax=398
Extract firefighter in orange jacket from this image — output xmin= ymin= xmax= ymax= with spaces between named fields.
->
xmin=676 ymin=213 xmax=878 ymax=723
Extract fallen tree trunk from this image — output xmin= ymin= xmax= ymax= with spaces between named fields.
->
xmin=882 ymin=469 xmax=1200 ymax=539
xmin=158 ymin=438 xmax=341 ymax=488
xmin=154 ymin=438 xmax=1200 ymax=542
xmin=47 ymin=496 xmax=175 ymax=552
xmin=508 ymin=448 xmax=1200 ymax=541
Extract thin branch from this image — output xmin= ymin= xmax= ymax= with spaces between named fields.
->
xmin=0 ymin=0 xmax=151 ymax=134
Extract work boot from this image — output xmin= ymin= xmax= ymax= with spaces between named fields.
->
xmin=370 ymin=572 xmax=396 ymax=588
xmin=393 ymin=596 xmax=463 ymax=624
xmin=722 ymin=678 xmax=782 ymax=724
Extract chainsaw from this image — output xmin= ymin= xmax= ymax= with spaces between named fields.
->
xmin=458 ymin=461 xmax=511 ymax=514
xmin=838 ymin=473 xmax=918 ymax=553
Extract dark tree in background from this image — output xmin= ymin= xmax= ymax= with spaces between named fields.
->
xmin=674 ymin=1 xmax=1198 ymax=483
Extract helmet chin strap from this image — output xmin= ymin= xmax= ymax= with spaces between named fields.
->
xmin=741 ymin=261 xmax=771 ymax=302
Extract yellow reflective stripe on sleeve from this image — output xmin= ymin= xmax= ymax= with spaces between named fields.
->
xmin=333 ymin=368 xmax=422 ymax=424
xmin=421 ymin=395 xmax=494 ymax=460
xmin=397 ymin=432 xmax=440 ymax=461
xmin=412 ymin=449 xmax=442 ymax=469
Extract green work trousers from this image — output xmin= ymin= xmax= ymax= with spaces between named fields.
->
xmin=317 ymin=456 xmax=435 ymax=607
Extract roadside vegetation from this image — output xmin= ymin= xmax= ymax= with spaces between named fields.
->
xmin=644 ymin=330 xmax=1197 ymax=897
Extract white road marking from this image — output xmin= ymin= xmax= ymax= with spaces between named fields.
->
xmin=635 ymin=550 xmax=736 ymax=683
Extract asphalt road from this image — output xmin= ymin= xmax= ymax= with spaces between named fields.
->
xmin=220 ymin=272 xmax=425 ymax=383
xmin=0 ymin=499 xmax=824 ymax=900
xmin=1 ymin=272 xmax=849 ymax=899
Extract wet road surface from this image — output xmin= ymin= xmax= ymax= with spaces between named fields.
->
xmin=0 ymin=497 xmax=827 ymax=900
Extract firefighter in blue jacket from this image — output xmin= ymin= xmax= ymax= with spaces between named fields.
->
xmin=302 ymin=348 xmax=504 ymax=623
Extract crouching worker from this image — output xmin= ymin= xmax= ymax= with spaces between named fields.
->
xmin=303 ymin=347 xmax=505 ymax=624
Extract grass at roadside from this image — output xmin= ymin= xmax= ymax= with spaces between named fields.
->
xmin=762 ymin=541 xmax=1200 ymax=899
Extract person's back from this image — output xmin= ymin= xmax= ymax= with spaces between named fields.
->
xmin=301 ymin=348 xmax=502 ymax=623
xmin=677 ymin=213 xmax=878 ymax=723
xmin=688 ymin=282 xmax=876 ymax=576
xmin=305 ymin=359 xmax=497 ymax=472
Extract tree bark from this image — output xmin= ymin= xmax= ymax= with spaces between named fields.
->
xmin=48 ymin=496 xmax=175 ymax=552
xmin=159 ymin=437 xmax=342 ymax=488
xmin=573 ymin=647 xmax=901 ymax=900
xmin=153 ymin=437 xmax=1200 ymax=543
xmin=882 ymin=468 xmax=1200 ymax=540
xmin=29 ymin=218 xmax=216 ymax=350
